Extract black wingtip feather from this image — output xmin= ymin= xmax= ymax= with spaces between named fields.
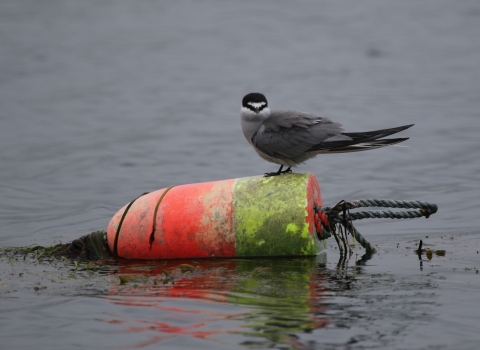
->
xmin=319 ymin=137 xmax=410 ymax=153
xmin=341 ymin=124 xmax=414 ymax=141
xmin=308 ymin=136 xmax=410 ymax=153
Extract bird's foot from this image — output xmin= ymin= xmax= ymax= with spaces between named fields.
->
xmin=263 ymin=167 xmax=292 ymax=177
xmin=264 ymin=171 xmax=281 ymax=177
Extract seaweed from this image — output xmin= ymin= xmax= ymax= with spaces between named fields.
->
xmin=0 ymin=231 xmax=112 ymax=262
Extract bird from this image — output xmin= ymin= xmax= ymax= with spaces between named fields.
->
xmin=240 ymin=92 xmax=413 ymax=177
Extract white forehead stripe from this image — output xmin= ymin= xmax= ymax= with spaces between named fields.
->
xmin=248 ymin=102 xmax=266 ymax=109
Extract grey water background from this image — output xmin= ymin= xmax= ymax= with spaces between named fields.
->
xmin=1 ymin=1 xmax=479 ymax=349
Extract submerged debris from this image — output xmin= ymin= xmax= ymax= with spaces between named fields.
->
xmin=0 ymin=231 xmax=112 ymax=262
xmin=64 ymin=231 xmax=112 ymax=261
xmin=179 ymin=264 xmax=195 ymax=273
xmin=0 ymin=244 xmax=66 ymax=260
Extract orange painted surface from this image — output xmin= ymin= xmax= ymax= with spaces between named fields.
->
xmin=106 ymin=174 xmax=324 ymax=260
xmin=306 ymin=174 xmax=322 ymax=237
xmin=107 ymin=179 xmax=236 ymax=259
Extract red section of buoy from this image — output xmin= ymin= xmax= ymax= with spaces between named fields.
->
xmin=107 ymin=179 xmax=236 ymax=259
xmin=306 ymin=174 xmax=322 ymax=235
xmin=107 ymin=174 xmax=324 ymax=260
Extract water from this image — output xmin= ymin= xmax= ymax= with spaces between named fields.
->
xmin=1 ymin=0 xmax=480 ymax=349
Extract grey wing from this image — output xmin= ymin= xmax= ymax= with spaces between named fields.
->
xmin=251 ymin=110 xmax=345 ymax=159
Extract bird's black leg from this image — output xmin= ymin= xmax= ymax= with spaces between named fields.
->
xmin=264 ymin=165 xmax=284 ymax=177
xmin=264 ymin=165 xmax=293 ymax=177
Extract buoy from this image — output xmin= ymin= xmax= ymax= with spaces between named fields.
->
xmin=107 ymin=173 xmax=326 ymax=259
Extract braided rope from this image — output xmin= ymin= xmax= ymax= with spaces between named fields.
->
xmin=329 ymin=209 xmax=432 ymax=223
xmin=325 ymin=199 xmax=438 ymax=220
xmin=316 ymin=199 xmax=438 ymax=255
xmin=342 ymin=221 xmax=376 ymax=253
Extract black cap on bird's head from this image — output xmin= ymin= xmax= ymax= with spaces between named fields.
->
xmin=242 ymin=92 xmax=268 ymax=113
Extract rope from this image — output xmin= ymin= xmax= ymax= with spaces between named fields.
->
xmin=315 ymin=199 xmax=438 ymax=254
xmin=113 ymin=192 xmax=149 ymax=257
xmin=325 ymin=199 xmax=438 ymax=219
xmin=343 ymin=221 xmax=376 ymax=253
xmin=149 ymin=185 xmax=176 ymax=248
xmin=330 ymin=209 xmax=433 ymax=222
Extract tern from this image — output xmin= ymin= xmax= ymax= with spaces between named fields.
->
xmin=240 ymin=92 xmax=413 ymax=177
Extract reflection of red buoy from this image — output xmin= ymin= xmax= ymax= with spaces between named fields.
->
xmin=107 ymin=173 xmax=324 ymax=259
xmin=106 ymin=258 xmax=329 ymax=346
xmin=110 ymin=259 xmax=238 ymax=302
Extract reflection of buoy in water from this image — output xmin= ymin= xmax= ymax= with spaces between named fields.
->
xmin=107 ymin=173 xmax=326 ymax=260
xmin=106 ymin=258 xmax=329 ymax=343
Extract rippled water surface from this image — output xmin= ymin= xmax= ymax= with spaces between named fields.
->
xmin=1 ymin=1 xmax=480 ymax=349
